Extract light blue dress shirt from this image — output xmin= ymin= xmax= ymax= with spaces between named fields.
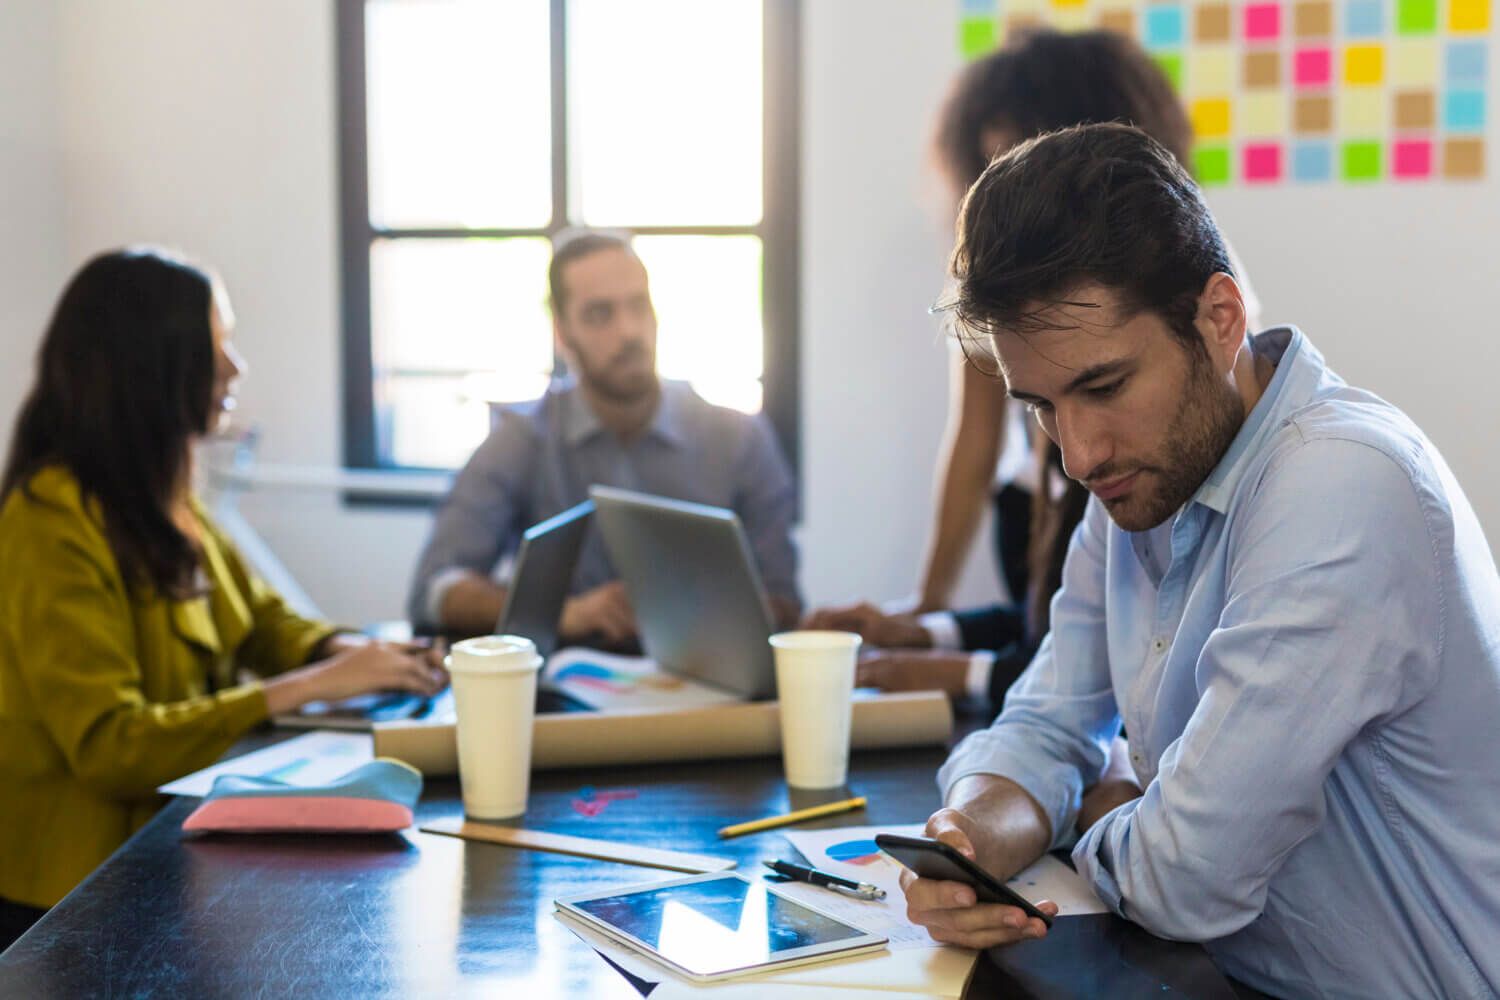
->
xmin=939 ymin=328 xmax=1500 ymax=999
xmin=407 ymin=377 xmax=799 ymax=626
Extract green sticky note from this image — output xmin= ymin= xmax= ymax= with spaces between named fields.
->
xmin=1194 ymin=144 xmax=1232 ymax=185
xmin=1342 ymin=140 xmax=1383 ymax=180
xmin=1396 ymin=0 xmax=1437 ymax=33
xmin=960 ymin=16 xmax=997 ymax=59
xmin=1153 ymin=53 xmax=1185 ymax=92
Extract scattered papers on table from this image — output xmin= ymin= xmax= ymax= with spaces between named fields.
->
xmin=159 ymin=730 xmax=373 ymax=797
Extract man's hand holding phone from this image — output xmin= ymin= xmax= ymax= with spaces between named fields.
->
xmin=895 ymin=807 xmax=1059 ymax=949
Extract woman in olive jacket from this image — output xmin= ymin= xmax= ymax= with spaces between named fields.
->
xmin=0 ymin=249 xmax=447 ymax=946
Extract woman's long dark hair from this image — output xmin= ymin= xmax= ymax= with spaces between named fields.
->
xmin=2 ymin=248 xmax=217 ymax=598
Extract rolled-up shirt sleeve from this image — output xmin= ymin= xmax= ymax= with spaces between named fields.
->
xmin=732 ymin=416 xmax=801 ymax=608
xmin=1072 ymin=439 xmax=1439 ymax=942
xmin=938 ymin=497 xmax=1121 ymax=848
xmin=406 ymin=416 xmax=536 ymax=626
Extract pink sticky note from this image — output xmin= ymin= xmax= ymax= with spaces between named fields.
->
xmin=1243 ymin=143 xmax=1283 ymax=182
xmin=1244 ymin=2 xmax=1282 ymax=39
xmin=1295 ymin=47 xmax=1332 ymax=87
xmin=1393 ymin=140 xmax=1432 ymax=179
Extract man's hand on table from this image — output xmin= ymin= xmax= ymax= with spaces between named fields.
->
xmin=559 ymin=581 xmax=637 ymax=644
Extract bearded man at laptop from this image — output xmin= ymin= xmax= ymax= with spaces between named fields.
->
xmin=409 ymin=230 xmax=800 ymax=641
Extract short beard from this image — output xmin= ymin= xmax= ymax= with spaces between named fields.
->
xmin=1111 ymin=343 xmax=1245 ymax=532
xmin=568 ymin=340 xmax=657 ymax=404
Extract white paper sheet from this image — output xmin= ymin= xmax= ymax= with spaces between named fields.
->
xmin=779 ymin=824 xmax=933 ymax=949
xmin=1004 ymin=852 xmax=1109 ymax=916
xmin=158 ymin=730 xmax=374 ymax=797
xmin=543 ymin=647 xmax=741 ymax=710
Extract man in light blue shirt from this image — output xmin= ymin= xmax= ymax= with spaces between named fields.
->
xmin=408 ymin=231 xmax=799 ymax=640
xmin=901 ymin=123 xmax=1500 ymax=999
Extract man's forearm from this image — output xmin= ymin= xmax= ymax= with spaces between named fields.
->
xmin=945 ymin=773 xmax=1054 ymax=878
xmin=439 ymin=574 xmax=508 ymax=635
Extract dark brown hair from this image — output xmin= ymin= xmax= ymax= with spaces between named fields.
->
xmin=3 ymin=248 xmax=218 ymax=598
xmin=547 ymin=229 xmax=634 ymax=315
xmin=950 ymin=121 xmax=1232 ymax=347
xmin=934 ymin=28 xmax=1193 ymax=193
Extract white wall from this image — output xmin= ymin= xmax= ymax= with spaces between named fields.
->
xmin=0 ymin=1 xmax=66 ymax=436
xmin=51 ymin=0 xmax=432 ymax=625
xmin=801 ymin=1 xmax=1001 ymax=609
xmin=7 ymin=0 xmax=1499 ymax=625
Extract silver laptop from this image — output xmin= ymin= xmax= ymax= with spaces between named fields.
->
xmin=589 ymin=486 xmax=777 ymax=700
xmin=497 ymin=499 xmax=594 ymax=657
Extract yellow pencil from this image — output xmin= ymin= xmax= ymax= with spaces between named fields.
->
xmin=716 ymin=796 xmax=868 ymax=839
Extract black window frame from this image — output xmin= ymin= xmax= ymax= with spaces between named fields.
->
xmin=335 ymin=0 xmax=801 ymax=499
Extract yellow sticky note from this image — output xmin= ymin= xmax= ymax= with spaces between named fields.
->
xmin=1241 ymin=92 xmax=1286 ymax=136
xmin=1189 ymin=47 xmax=1235 ymax=95
xmin=1344 ymin=44 xmax=1385 ymax=85
xmin=1191 ymin=98 xmax=1232 ymax=138
xmin=1390 ymin=40 xmax=1438 ymax=86
xmin=1340 ymin=88 xmax=1386 ymax=132
xmin=1448 ymin=0 xmax=1490 ymax=31
xmin=1051 ymin=0 xmax=1088 ymax=7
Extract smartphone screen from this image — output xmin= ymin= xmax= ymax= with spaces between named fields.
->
xmin=874 ymin=834 xmax=1054 ymax=927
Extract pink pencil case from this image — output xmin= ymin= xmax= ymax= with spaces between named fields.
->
xmin=181 ymin=758 xmax=422 ymax=834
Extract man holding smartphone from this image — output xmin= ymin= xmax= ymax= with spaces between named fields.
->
xmin=901 ymin=123 xmax=1500 ymax=999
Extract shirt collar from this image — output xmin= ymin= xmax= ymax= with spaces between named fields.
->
xmin=559 ymin=376 xmax=684 ymax=449
xmin=1191 ymin=326 xmax=1325 ymax=514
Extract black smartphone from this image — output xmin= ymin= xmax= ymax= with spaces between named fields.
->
xmin=874 ymin=833 xmax=1054 ymax=927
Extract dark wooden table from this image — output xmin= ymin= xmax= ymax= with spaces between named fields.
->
xmin=0 ymin=732 xmax=1248 ymax=998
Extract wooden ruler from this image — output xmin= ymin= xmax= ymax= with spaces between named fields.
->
xmin=419 ymin=817 xmax=737 ymax=874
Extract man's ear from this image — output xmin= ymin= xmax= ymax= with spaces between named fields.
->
xmin=1195 ymin=272 xmax=1247 ymax=374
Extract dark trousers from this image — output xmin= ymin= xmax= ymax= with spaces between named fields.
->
xmin=992 ymin=482 xmax=1033 ymax=605
xmin=0 ymin=896 xmax=45 ymax=954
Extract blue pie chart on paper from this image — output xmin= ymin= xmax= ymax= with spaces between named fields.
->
xmin=825 ymin=839 xmax=883 ymax=865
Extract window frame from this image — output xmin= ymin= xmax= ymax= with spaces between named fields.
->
xmin=335 ymin=0 xmax=800 ymax=498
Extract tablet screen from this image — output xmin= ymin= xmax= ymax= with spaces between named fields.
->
xmin=571 ymin=874 xmax=867 ymax=975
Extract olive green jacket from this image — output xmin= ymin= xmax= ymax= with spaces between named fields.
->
xmin=0 ymin=467 xmax=335 ymax=907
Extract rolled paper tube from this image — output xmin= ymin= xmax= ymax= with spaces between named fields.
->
xmin=374 ymin=690 xmax=953 ymax=777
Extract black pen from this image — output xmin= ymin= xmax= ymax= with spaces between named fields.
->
xmin=762 ymin=859 xmax=886 ymax=900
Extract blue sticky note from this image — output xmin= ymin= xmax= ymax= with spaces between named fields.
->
xmin=1446 ymin=41 xmax=1487 ymax=87
xmin=1292 ymin=141 xmax=1333 ymax=182
xmin=1144 ymin=6 xmax=1185 ymax=49
xmin=1444 ymin=90 xmax=1486 ymax=131
xmin=960 ymin=0 xmax=994 ymax=13
xmin=1344 ymin=0 xmax=1385 ymax=37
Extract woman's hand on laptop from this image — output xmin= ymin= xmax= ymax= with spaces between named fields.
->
xmin=559 ymin=581 xmax=637 ymax=644
xmin=263 ymin=640 xmax=449 ymax=715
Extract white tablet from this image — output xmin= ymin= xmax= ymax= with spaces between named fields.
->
xmin=555 ymin=872 xmax=887 ymax=983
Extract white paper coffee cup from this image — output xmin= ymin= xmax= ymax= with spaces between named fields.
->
xmin=447 ymin=635 xmax=543 ymax=820
xmin=770 ymin=630 xmax=861 ymax=789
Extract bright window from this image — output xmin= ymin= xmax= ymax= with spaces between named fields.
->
xmin=339 ymin=0 xmax=799 ymax=474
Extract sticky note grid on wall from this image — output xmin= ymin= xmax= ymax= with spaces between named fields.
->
xmin=959 ymin=0 xmax=1491 ymax=183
